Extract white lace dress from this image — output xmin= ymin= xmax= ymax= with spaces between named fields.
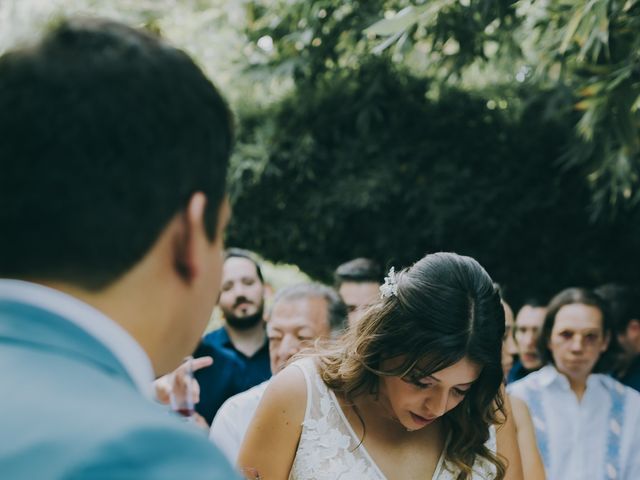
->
xmin=289 ymin=358 xmax=497 ymax=480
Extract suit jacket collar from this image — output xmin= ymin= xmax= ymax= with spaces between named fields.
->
xmin=0 ymin=279 xmax=154 ymax=396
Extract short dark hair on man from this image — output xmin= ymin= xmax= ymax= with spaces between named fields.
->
xmin=224 ymin=248 xmax=264 ymax=284
xmin=519 ymin=297 xmax=548 ymax=309
xmin=334 ymin=258 xmax=382 ymax=287
xmin=0 ymin=17 xmax=233 ymax=289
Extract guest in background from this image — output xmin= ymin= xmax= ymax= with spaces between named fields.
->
xmin=334 ymin=257 xmax=382 ymax=326
xmin=595 ymin=283 xmax=640 ymax=391
xmin=508 ymin=299 xmax=547 ymax=383
xmin=501 ymin=299 xmax=518 ymax=377
xmin=194 ymin=248 xmax=271 ymax=424
xmin=509 ymin=288 xmax=640 ymax=480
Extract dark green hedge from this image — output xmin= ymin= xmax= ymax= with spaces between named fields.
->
xmin=227 ymin=58 xmax=640 ymax=308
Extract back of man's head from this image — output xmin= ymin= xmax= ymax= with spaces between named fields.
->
xmin=334 ymin=258 xmax=382 ymax=326
xmin=0 ymin=17 xmax=233 ymax=289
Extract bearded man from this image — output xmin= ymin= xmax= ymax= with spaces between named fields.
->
xmin=194 ymin=249 xmax=271 ymax=424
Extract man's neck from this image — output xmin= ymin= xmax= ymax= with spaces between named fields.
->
xmin=565 ymin=373 xmax=589 ymax=402
xmin=225 ymin=321 xmax=266 ymax=357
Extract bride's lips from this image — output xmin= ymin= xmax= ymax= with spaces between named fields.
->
xmin=410 ymin=412 xmax=436 ymax=427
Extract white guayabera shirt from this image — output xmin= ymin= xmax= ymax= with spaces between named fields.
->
xmin=508 ymin=365 xmax=640 ymax=480
xmin=209 ymin=380 xmax=270 ymax=463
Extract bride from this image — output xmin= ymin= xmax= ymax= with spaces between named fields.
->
xmin=238 ymin=252 xmax=524 ymax=480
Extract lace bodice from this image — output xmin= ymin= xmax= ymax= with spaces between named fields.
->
xmin=289 ymin=358 xmax=497 ymax=480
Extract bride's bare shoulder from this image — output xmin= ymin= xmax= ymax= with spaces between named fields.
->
xmin=264 ymin=360 xmax=310 ymax=404
xmin=237 ymin=361 xmax=310 ymax=479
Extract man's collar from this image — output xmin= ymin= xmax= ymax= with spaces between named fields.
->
xmin=538 ymin=364 xmax=601 ymax=392
xmin=537 ymin=364 xmax=566 ymax=388
xmin=0 ymin=279 xmax=155 ymax=397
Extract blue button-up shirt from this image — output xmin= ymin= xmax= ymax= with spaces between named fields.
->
xmin=193 ymin=327 xmax=271 ymax=425
xmin=506 ymin=358 xmax=537 ymax=384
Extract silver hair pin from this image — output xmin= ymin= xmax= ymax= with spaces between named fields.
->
xmin=379 ymin=266 xmax=398 ymax=298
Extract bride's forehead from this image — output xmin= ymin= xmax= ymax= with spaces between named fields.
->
xmin=410 ymin=357 xmax=482 ymax=384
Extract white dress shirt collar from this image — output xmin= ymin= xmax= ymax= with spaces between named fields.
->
xmin=0 ymin=278 xmax=155 ymax=397
xmin=539 ymin=364 xmax=603 ymax=393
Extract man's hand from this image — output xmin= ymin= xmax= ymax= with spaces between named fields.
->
xmin=154 ymin=356 xmax=214 ymax=405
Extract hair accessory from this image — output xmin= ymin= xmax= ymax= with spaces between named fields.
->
xmin=380 ymin=266 xmax=398 ymax=298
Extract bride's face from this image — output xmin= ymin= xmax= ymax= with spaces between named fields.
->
xmin=378 ymin=356 xmax=481 ymax=431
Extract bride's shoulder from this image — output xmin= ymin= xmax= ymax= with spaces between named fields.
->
xmin=237 ymin=363 xmax=309 ymax=478
xmin=264 ymin=361 xmax=309 ymax=405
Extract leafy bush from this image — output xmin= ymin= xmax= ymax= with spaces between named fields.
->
xmin=228 ymin=58 xmax=640 ymax=306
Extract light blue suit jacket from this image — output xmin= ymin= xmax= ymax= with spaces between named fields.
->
xmin=0 ymin=299 xmax=240 ymax=479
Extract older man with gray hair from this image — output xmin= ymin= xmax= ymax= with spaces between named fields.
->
xmin=209 ymin=282 xmax=347 ymax=462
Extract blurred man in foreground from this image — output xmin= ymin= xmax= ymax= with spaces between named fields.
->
xmin=0 ymin=17 xmax=237 ymax=478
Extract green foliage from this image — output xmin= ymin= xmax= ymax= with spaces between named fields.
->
xmin=364 ymin=0 xmax=640 ymax=217
xmin=366 ymin=0 xmax=520 ymax=73
xmin=3 ymin=0 xmax=639 ymax=301
xmin=242 ymin=0 xmax=386 ymax=82
xmin=228 ymin=58 xmax=640 ymax=305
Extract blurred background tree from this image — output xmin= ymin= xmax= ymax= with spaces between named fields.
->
xmin=365 ymin=0 xmax=640 ymax=218
xmin=2 ymin=0 xmax=639 ymax=307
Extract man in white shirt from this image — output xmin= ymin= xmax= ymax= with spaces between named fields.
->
xmin=0 ymin=17 xmax=238 ymax=478
xmin=508 ymin=288 xmax=640 ymax=480
xmin=210 ymin=282 xmax=347 ymax=463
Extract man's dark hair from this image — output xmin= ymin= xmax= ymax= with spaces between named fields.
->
xmin=595 ymin=283 xmax=640 ymax=334
xmin=0 ymin=17 xmax=233 ymax=289
xmin=270 ymin=282 xmax=347 ymax=334
xmin=516 ymin=297 xmax=548 ymax=314
xmin=224 ymin=248 xmax=264 ymax=284
xmin=334 ymin=258 xmax=382 ymax=288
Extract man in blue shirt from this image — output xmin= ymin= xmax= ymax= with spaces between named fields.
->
xmin=195 ymin=249 xmax=271 ymax=424
xmin=0 ymin=17 xmax=238 ymax=478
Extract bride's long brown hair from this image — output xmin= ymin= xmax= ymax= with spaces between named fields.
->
xmin=315 ymin=253 xmax=507 ymax=479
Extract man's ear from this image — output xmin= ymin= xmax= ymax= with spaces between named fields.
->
xmin=173 ymin=192 xmax=208 ymax=284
